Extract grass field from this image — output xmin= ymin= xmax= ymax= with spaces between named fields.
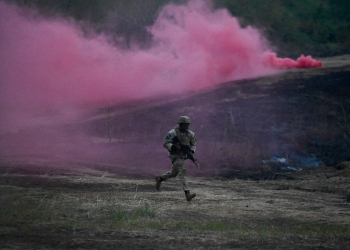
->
xmin=0 ymin=161 xmax=349 ymax=249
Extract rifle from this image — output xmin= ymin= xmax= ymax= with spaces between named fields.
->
xmin=172 ymin=136 xmax=200 ymax=170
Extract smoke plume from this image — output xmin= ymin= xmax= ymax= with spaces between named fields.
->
xmin=0 ymin=0 xmax=322 ymax=171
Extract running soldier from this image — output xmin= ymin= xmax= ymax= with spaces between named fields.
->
xmin=155 ymin=116 xmax=197 ymax=201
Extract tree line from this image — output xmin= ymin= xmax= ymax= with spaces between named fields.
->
xmin=5 ymin=0 xmax=350 ymax=57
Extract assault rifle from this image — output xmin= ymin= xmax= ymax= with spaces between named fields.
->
xmin=172 ymin=136 xmax=200 ymax=170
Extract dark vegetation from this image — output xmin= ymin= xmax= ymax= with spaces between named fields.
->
xmin=216 ymin=0 xmax=350 ymax=57
xmin=5 ymin=0 xmax=350 ymax=57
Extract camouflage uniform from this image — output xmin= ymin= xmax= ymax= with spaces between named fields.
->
xmin=155 ymin=116 xmax=197 ymax=201
xmin=161 ymin=127 xmax=197 ymax=191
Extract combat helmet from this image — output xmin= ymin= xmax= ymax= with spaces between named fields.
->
xmin=178 ymin=116 xmax=190 ymax=124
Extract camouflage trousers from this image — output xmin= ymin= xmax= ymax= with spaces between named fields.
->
xmin=161 ymin=155 xmax=189 ymax=191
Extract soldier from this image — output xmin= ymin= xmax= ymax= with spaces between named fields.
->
xmin=155 ymin=116 xmax=197 ymax=201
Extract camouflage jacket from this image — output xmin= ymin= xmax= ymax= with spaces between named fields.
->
xmin=163 ymin=128 xmax=197 ymax=157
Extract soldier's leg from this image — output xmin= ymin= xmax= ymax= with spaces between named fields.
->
xmin=178 ymin=161 xmax=196 ymax=201
xmin=155 ymin=157 xmax=181 ymax=191
xmin=160 ymin=156 xmax=181 ymax=181
xmin=178 ymin=164 xmax=189 ymax=192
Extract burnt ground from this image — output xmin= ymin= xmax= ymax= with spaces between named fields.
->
xmin=1 ymin=54 xmax=350 ymax=249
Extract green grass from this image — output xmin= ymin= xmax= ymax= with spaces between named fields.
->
xmin=1 ymin=186 xmax=349 ymax=239
xmin=0 ymin=187 xmax=158 ymax=230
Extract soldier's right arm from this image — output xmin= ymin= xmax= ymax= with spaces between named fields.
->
xmin=163 ymin=130 xmax=175 ymax=152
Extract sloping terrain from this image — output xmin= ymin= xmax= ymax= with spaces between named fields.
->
xmin=86 ymin=54 xmax=350 ymax=175
xmin=0 ymin=54 xmax=350 ymax=249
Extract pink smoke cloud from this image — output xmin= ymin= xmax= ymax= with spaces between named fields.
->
xmin=265 ymin=53 xmax=323 ymax=69
xmin=0 ymin=0 xmax=322 ymax=129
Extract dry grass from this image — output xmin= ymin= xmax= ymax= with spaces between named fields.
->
xmin=1 ymin=163 xmax=349 ymax=250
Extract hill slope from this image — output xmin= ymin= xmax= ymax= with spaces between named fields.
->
xmin=1 ymin=54 xmax=349 ymax=177
xmin=84 ymin=54 xmax=350 ymax=176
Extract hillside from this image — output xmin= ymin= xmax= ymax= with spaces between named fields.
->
xmin=1 ymin=54 xmax=349 ymax=178
xmin=83 ymin=54 xmax=350 ymax=177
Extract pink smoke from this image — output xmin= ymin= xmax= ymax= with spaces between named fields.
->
xmin=265 ymin=53 xmax=323 ymax=69
xmin=148 ymin=1 xmax=322 ymax=87
xmin=0 ymin=0 xmax=322 ymax=129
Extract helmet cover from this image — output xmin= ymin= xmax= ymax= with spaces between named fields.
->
xmin=178 ymin=116 xmax=191 ymax=124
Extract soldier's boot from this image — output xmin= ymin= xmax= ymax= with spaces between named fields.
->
xmin=155 ymin=176 xmax=163 ymax=191
xmin=185 ymin=190 xmax=196 ymax=201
